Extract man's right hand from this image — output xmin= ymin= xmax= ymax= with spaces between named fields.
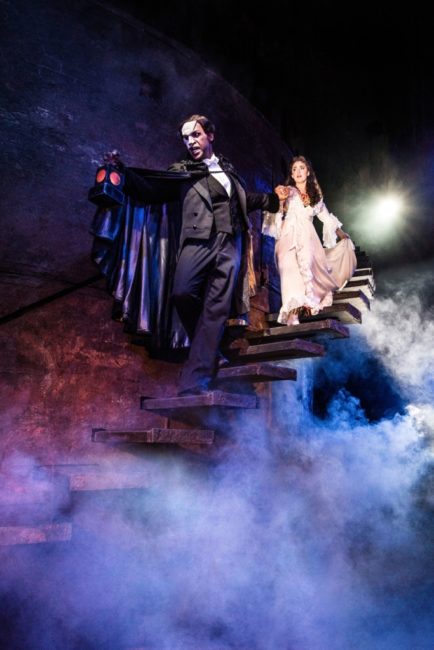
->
xmin=274 ymin=185 xmax=291 ymax=201
xmin=103 ymin=149 xmax=124 ymax=170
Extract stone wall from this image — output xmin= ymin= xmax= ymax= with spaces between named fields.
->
xmin=0 ymin=0 xmax=293 ymax=462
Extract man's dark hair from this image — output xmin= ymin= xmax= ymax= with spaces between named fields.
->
xmin=178 ymin=114 xmax=216 ymax=137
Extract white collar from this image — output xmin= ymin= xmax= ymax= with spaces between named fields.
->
xmin=202 ymin=154 xmax=220 ymax=166
xmin=202 ymin=154 xmax=231 ymax=195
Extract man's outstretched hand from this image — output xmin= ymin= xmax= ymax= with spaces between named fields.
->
xmin=103 ymin=149 xmax=125 ymax=170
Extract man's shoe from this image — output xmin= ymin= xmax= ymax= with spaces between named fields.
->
xmin=217 ymin=352 xmax=230 ymax=368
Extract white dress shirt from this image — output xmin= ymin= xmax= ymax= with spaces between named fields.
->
xmin=203 ymin=154 xmax=232 ymax=196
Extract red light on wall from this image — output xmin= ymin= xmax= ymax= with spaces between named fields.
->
xmin=96 ymin=169 xmax=106 ymax=183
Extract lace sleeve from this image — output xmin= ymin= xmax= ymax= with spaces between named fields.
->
xmin=262 ymin=211 xmax=283 ymax=239
xmin=315 ymin=201 xmax=343 ymax=248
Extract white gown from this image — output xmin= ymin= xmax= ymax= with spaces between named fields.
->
xmin=262 ymin=192 xmax=357 ymax=324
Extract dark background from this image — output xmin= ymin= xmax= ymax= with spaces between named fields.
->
xmin=115 ymin=0 xmax=434 ymax=272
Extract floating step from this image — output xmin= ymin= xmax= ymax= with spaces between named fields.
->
xmin=266 ymin=303 xmax=361 ymax=326
xmin=352 ymin=270 xmax=376 ymax=290
xmin=141 ymin=390 xmax=257 ymax=411
xmin=92 ymin=427 xmax=214 ymax=445
xmin=333 ymin=289 xmax=370 ymax=312
xmin=217 ymin=361 xmax=297 ymax=383
xmin=302 ymin=303 xmax=362 ymax=325
xmin=339 ymin=278 xmax=375 ymax=297
xmin=353 ymin=268 xmax=374 ymax=280
xmin=246 ymin=318 xmax=349 ymax=343
xmin=225 ymin=338 xmax=324 ymax=363
xmin=0 ymin=523 xmax=72 ymax=546
xmin=69 ymin=472 xmax=150 ymax=492
xmin=355 ymin=248 xmax=370 ymax=263
xmin=0 ymin=474 xmax=70 ymax=526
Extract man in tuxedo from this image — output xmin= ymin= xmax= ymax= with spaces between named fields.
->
xmin=123 ymin=114 xmax=281 ymax=396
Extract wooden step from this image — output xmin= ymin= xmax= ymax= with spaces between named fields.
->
xmin=266 ymin=303 xmax=362 ymax=326
xmin=36 ymin=464 xmax=152 ymax=494
xmin=141 ymin=390 xmax=257 ymax=410
xmin=0 ymin=474 xmax=70 ymax=525
xmin=0 ymin=523 xmax=72 ymax=546
xmin=245 ymin=319 xmax=349 ymax=343
xmin=339 ymin=278 xmax=375 ymax=297
xmin=355 ymin=248 xmax=370 ymax=263
xmin=302 ymin=303 xmax=362 ymax=325
xmin=92 ymin=427 xmax=214 ymax=445
xmin=225 ymin=338 xmax=325 ymax=363
xmin=217 ymin=362 xmax=297 ymax=382
xmin=333 ymin=289 xmax=370 ymax=312
xmin=353 ymin=268 xmax=373 ymax=279
xmin=69 ymin=472 xmax=151 ymax=492
xmin=356 ymin=254 xmax=371 ymax=262
xmin=352 ymin=269 xmax=376 ymax=290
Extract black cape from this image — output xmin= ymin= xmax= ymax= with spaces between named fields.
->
xmin=90 ymin=165 xmax=254 ymax=351
xmin=90 ymin=167 xmax=193 ymax=349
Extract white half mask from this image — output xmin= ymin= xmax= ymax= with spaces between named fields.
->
xmin=181 ymin=121 xmax=198 ymax=137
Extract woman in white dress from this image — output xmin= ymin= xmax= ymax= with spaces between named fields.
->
xmin=263 ymin=156 xmax=357 ymax=325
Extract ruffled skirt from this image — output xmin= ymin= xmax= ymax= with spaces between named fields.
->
xmin=275 ymin=224 xmax=356 ymax=325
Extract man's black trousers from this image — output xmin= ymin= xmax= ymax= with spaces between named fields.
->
xmin=172 ymin=231 xmax=242 ymax=393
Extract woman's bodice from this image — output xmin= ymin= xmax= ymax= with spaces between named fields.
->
xmin=262 ymin=190 xmax=342 ymax=249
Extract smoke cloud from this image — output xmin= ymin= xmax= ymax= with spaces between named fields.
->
xmin=1 ymin=266 xmax=433 ymax=649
